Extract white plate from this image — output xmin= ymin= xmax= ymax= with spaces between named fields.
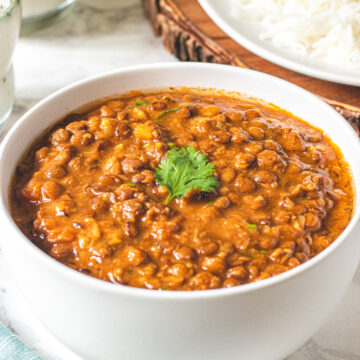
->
xmin=198 ymin=0 xmax=360 ymax=86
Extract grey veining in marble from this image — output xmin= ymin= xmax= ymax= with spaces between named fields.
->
xmin=0 ymin=1 xmax=359 ymax=359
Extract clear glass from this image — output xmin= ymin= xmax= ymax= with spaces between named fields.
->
xmin=0 ymin=0 xmax=21 ymax=129
xmin=22 ymin=0 xmax=75 ymax=25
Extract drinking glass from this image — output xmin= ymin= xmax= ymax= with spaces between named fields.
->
xmin=0 ymin=0 xmax=21 ymax=129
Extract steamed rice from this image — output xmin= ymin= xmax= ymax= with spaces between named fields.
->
xmin=230 ymin=0 xmax=360 ymax=70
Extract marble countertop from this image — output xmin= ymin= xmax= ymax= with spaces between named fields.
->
xmin=0 ymin=1 xmax=359 ymax=359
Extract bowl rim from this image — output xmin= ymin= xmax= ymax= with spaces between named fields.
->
xmin=1 ymin=61 xmax=360 ymax=300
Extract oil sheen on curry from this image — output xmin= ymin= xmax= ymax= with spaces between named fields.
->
xmin=11 ymin=89 xmax=354 ymax=291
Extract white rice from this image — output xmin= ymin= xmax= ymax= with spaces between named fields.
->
xmin=230 ymin=0 xmax=360 ymax=70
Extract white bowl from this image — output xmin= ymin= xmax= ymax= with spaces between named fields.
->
xmin=0 ymin=63 xmax=360 ymax=360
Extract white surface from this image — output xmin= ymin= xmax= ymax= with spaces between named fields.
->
xmin=78 ymin=0 xmax=136 ymax=9
xmin=0 ymin=2 xmax=359 ymax=360
xmin=22 ymin=0 xmax=70 ymax=18
xmin=198 ymin=0 xmax=360 ymax=86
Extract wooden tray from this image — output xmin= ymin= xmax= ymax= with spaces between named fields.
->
xmin=142 ymin=0 xmax=360 ymax=135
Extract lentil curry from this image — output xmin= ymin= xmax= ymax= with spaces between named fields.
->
xmin=11 ymin=89 xmax=354 ymax=291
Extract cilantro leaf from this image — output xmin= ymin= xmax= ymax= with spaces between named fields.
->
xmin=135 ymin=99 xmax=155 ymax=106
xmin=128 ymin=99 xmax=155 ymax=109
xmin=156 ymin=108 xmax=180 ymax=120
xmin=155 ymin=146 xmax=219 ymax=205
xmin=247 ymin=223 xmax=257 ymax=231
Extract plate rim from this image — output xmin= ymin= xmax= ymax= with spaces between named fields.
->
xmin=198 ymin=0 xmax=360 ymax=87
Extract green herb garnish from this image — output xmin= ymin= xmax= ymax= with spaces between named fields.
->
xmin=167 ymin=142 xmax=176 ymax=149
xmin=155 ymin=146 xmax=219 ymax=205
xmin=143 ymin=143 xmax=150 ymax=149
xmin=156 ymin=108 xmax=180 ymax=120
xmin=259 ymin=250 xmax=268 ymax=255
xmin=160 ymin=286 xmax=168 ymax=291
xmin=135 ymin=99 xmax=155 ymax=106
xmin=239 ymin=252 xmax=252 ymax=258
xmin=128 ymin=99 xmax=155 ymax=109
xmin=127 ymin=269 xmax=133 ymax=274
xmin=247 ymin=223 xmax=257 ymax=231
xmin=127 ymin=183 xmax=136 ymax=187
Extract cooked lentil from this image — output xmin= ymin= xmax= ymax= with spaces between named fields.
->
xmin=11 ymin=89 xmax=354 ymax=291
